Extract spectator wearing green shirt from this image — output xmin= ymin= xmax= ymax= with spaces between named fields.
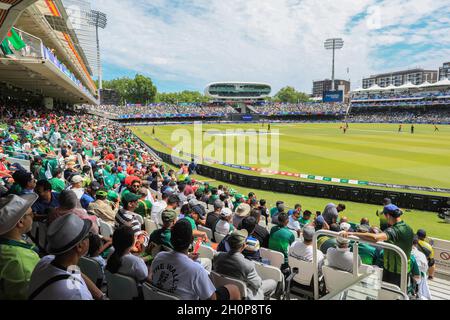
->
xmin=349 ymin=225 xmax=378 ymax=265
xmin=299 ymin=210 xmax=313 ymax=228
xmin=149 ymin=209 xmax=177 ymax=249
xmin=135 ymin=187 xmax=153 ymax=218
xmin=49 ymin=168 xmax=65 ymax=193
xmin=0 ymin=194 xmax=40 ymax=300
xmin=268 ymin=212 xmax=295 ymax=269
xmin=341 ymin=204 xmax=414 ymax=288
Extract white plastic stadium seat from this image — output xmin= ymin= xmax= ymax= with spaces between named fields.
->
xmin=142 ymin=283 xmax=180 ymax=300
xmin=99 ymin=220 xmax=114 ymax=238
xmin=78 ymin=256 xmax=104 ymax=288
xmin=210 ymin=271 xmax=247 ymax=300
xmin=254 ymin=261 xmax=285 ymax=295
xmin=378 ymin=282 xmax=406 ymax=300
xmin=144 ymin=218 xmax=158 ymax=234
xmin=322 ymin=265 xmax=356 ymax=294
xmin=259 ymin=247 xmax=284 ymax=269
xmin=198 ymin=225 xmax=213 ymax=241
xmin=197 ymin=245 xmax=216 ymax=261
xmin=288 ymin=256 xmax=316 ymax=286
xmin=105 ymin=271 xmax=139 ymax=300
xmin=214 ymin=232 xmax=226 ymax=244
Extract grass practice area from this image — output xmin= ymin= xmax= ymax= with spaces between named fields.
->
xmin=132 ymin=123 xmax=450 ymax=240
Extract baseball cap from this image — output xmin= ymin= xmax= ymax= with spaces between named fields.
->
xmin=340 ymin=222 xmax=351 ymax=232
xmin=383 ymin=204 xmax=403 ymax=217
xmin=220 ymin=207 xmax=233 ymax=218
xmin=96 ymin=189 xmax=108 ymax=197
xmin=90 ymin=181 xmax=101 ymax=191
xmin=71 ymin=175 xmax=83 ymax=184
xmin=302 ymin=226 xmax=316 ymax=241
xmin=417 ymin=229 xmax=427 ymax=239
xmin=228 ymin=229 xmax=248 ymax=250
xmin=107 ymin=191 xmax=119 ymax=202
xmin=122 ymin=192 xmax=140 ymax=203
xmin=161 ymin=209 xmax=177 ymax=223
xmin=213 ymin=200 xmax=224 ymax=210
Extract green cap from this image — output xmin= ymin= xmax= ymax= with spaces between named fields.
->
xmin=235 ymin=194 xmax=243 ymax=200
xmin=122 ymin=192 xmax=140 ymax=203
xmin=161 ymin=209 xmax=177 ymax=223
xmin=96 ymin=189 xmax=108 ymax=197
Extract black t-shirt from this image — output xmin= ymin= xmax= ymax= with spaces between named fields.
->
xmin=253 ymin=224 xmax=270 ymax=249
xmin=206 ymin=212 xmax=220 ymax=233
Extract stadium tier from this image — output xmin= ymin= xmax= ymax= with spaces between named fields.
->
xmin=205 ymin=82 xmax=272 ymax=101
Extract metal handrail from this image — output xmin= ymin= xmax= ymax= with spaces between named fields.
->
xmin=312 ymin=229 xmax=408 ymax=300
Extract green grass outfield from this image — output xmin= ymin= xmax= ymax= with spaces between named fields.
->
xmin=131 ymin=123 xmax=450 ymax=240
xmin=132 ymin=123 xmax=450 ymax=194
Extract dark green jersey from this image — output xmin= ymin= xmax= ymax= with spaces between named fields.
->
xmin=384 ymin=221 xmax=414 ymax=274
xmin=149 ymin=229 xmax=172 ymax=249
xmin=269 ymin=226 xmax=295 ymax=264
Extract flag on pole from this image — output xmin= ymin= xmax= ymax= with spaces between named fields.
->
xmin=0 ymin=29 xmax=25 ymax=56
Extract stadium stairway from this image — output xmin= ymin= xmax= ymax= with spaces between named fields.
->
xmin=428 ymin=277 xmax=450 ymax=300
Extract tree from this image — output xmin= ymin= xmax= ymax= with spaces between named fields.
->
xmin=156 ymin=90 xmax=209 ymax=103
xmin=273 ymin=86 xmax=310 ymax=103
xmin=101 ymin=74 xmax=157 ymax=104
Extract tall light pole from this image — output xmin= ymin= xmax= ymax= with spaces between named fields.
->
xmin=324 ymin=38 xmax=344 ymax=91
xmin=87 ymin=10 xmax=107 ymax=103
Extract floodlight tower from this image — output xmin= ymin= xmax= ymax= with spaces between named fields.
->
xmin=324 ymin=38 xmax=344 ymax=91
xmin=87 ymin=10 xmax=107 ymax=102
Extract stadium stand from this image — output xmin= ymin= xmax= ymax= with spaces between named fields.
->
xmin=1 ymin=102 xmax=449 ymax=300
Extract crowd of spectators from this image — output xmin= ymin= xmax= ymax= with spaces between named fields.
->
xmin=351 ymin=88 xmax=450 ymax=101
xmin=253 ymin=103 xmax=348 ymax=115
xmin=0 ymin=103 xmax=438 ymax=301
xmin=347 ymin=109 xmax=450 ymax=124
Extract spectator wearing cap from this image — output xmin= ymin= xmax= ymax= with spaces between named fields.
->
xmin=322 ymin=203 xmax=346 ymax=225
xmin=215 ymin=207 xmax=235 ymax=236
xmin=0 ymin=194 xmax=39 ymax=300
xmin=269 ymin=212 xmax=295 ymax=269
xmin=206 ymin=200 xmax=224 ymax=237
xmin=151 ymin=219 xmax=240 ymax=300
xmin=232 ymin=193 xmax=244 ymax=209
xmin=87 ymin=189 xmax=117 ymax=226
xmin=182 ymin=204 xmax=208 ymax=242
xmin=32 ymin=180 xmax=60 ymax=216
xmin=416 ymin=229 xmax=435 ymax=280
xmin=317 ymin=223 xmax=340 ymax=254
xmin=28 ymin=214 xmax=104 ymax=300
xmin=341 ymin=204 xmax=414 ymax=287
xmin=149 ymin=209 xmax=177 ymax=249
xmin=214 ymin=229 xmax=277 ymax=300
xmin=80 ymin=181 xmax=101 ymax=210
xmin=233 ymin=203 xmax=251 ymax=229
xmin=349 ymin=225 xmax=378 ymax=266
xmin=106 ymin=226 xmax=151 ymax=284
xmin=289 ymin=226 xmax=325 ymax=270
xmin=326 ymin=236 xmax=361 ymax=273
xmin=159 ymin=194 xmax=178 ymax=227
xmin=135 ymin=187 xmax=153 ymax=218
xmin=48 ymin=190 xmax=99 ymax=234
xmin=287 ymin=203 xmax=302 ymax=217
xmin=121 ymin=178 xmax=141 ymax=200
xmin=250 ymin=209 xmax=270 ymax=248
xmin=49 ymin=168 xmax=65 ymax=193
xmin=411 ymin=236 xmax=432 ymax=299
xmin=69 ymin=175 xmax=84 ymax=199
xmin=183 ymin=177 xmax=194 ymax=196
xmin=150 ymin=191 xmax=169 ymax=227
xmin=269 ymin=201 xmax=284 ymax=223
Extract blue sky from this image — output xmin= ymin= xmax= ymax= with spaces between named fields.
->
xmin=93 ymin=0 xmax=450 ymax=94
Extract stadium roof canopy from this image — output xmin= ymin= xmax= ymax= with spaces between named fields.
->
xmin=205 ymin=82 xmax=272 ymax=101
xmin=352 ymin=79 xmax=450 ymax=93
xmin=0 ymin=0 xmax=98 ymax=105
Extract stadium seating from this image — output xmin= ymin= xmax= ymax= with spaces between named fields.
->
xmin=198 ymin=225 xmax=214 ymax=240
xmin=259 ymin=248 xmax=285 ymax=269
xmin=144 ymin=218 xmax=158 ymax=234
xmin=105 ymin=272 xmax=140 ymax=300
xmin=142 ymin=283 xmax=180 ymax=300
xmin=210 ymin=271 xmax=248 ymax=300
xmin=78 ymin=257 xmax=104 ymax=289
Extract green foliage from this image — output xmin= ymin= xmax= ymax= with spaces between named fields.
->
xmin=273 ymin=86 xmax=310 ymax=103
xmin=101 ymin=74 xmax=157 ymax=104
xmin=156 ymin=90 xmax=210 ymax=104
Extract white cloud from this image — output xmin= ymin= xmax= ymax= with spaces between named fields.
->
xmin=93 ymin=0 xmax=450 ymax=93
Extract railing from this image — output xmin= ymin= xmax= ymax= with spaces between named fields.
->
xmin=12 ymin=28 xmax=44 ymax=59
xmin=312 ymin=230 xmax=408 ymax=300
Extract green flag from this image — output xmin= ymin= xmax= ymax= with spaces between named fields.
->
xmin=0 ymin=40 xmax=13 ymax=55
xmin=5 ymin=29 xmax=26 ymax=50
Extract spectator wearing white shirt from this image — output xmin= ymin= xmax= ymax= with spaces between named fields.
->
xmin=106 ymin=226 xmax=150 ymax=283
xmin=326 ymin=236 xmax=361 ymax=273
xmin=288 ymin=209 xmax=302 ymax=237
xmin=151 ymin=192 xmax=169 ymax=227
xmin=28 ymin=214 xmax=104 ymax=300
xmin=289 ymin=226 xmax=325 ymax=270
